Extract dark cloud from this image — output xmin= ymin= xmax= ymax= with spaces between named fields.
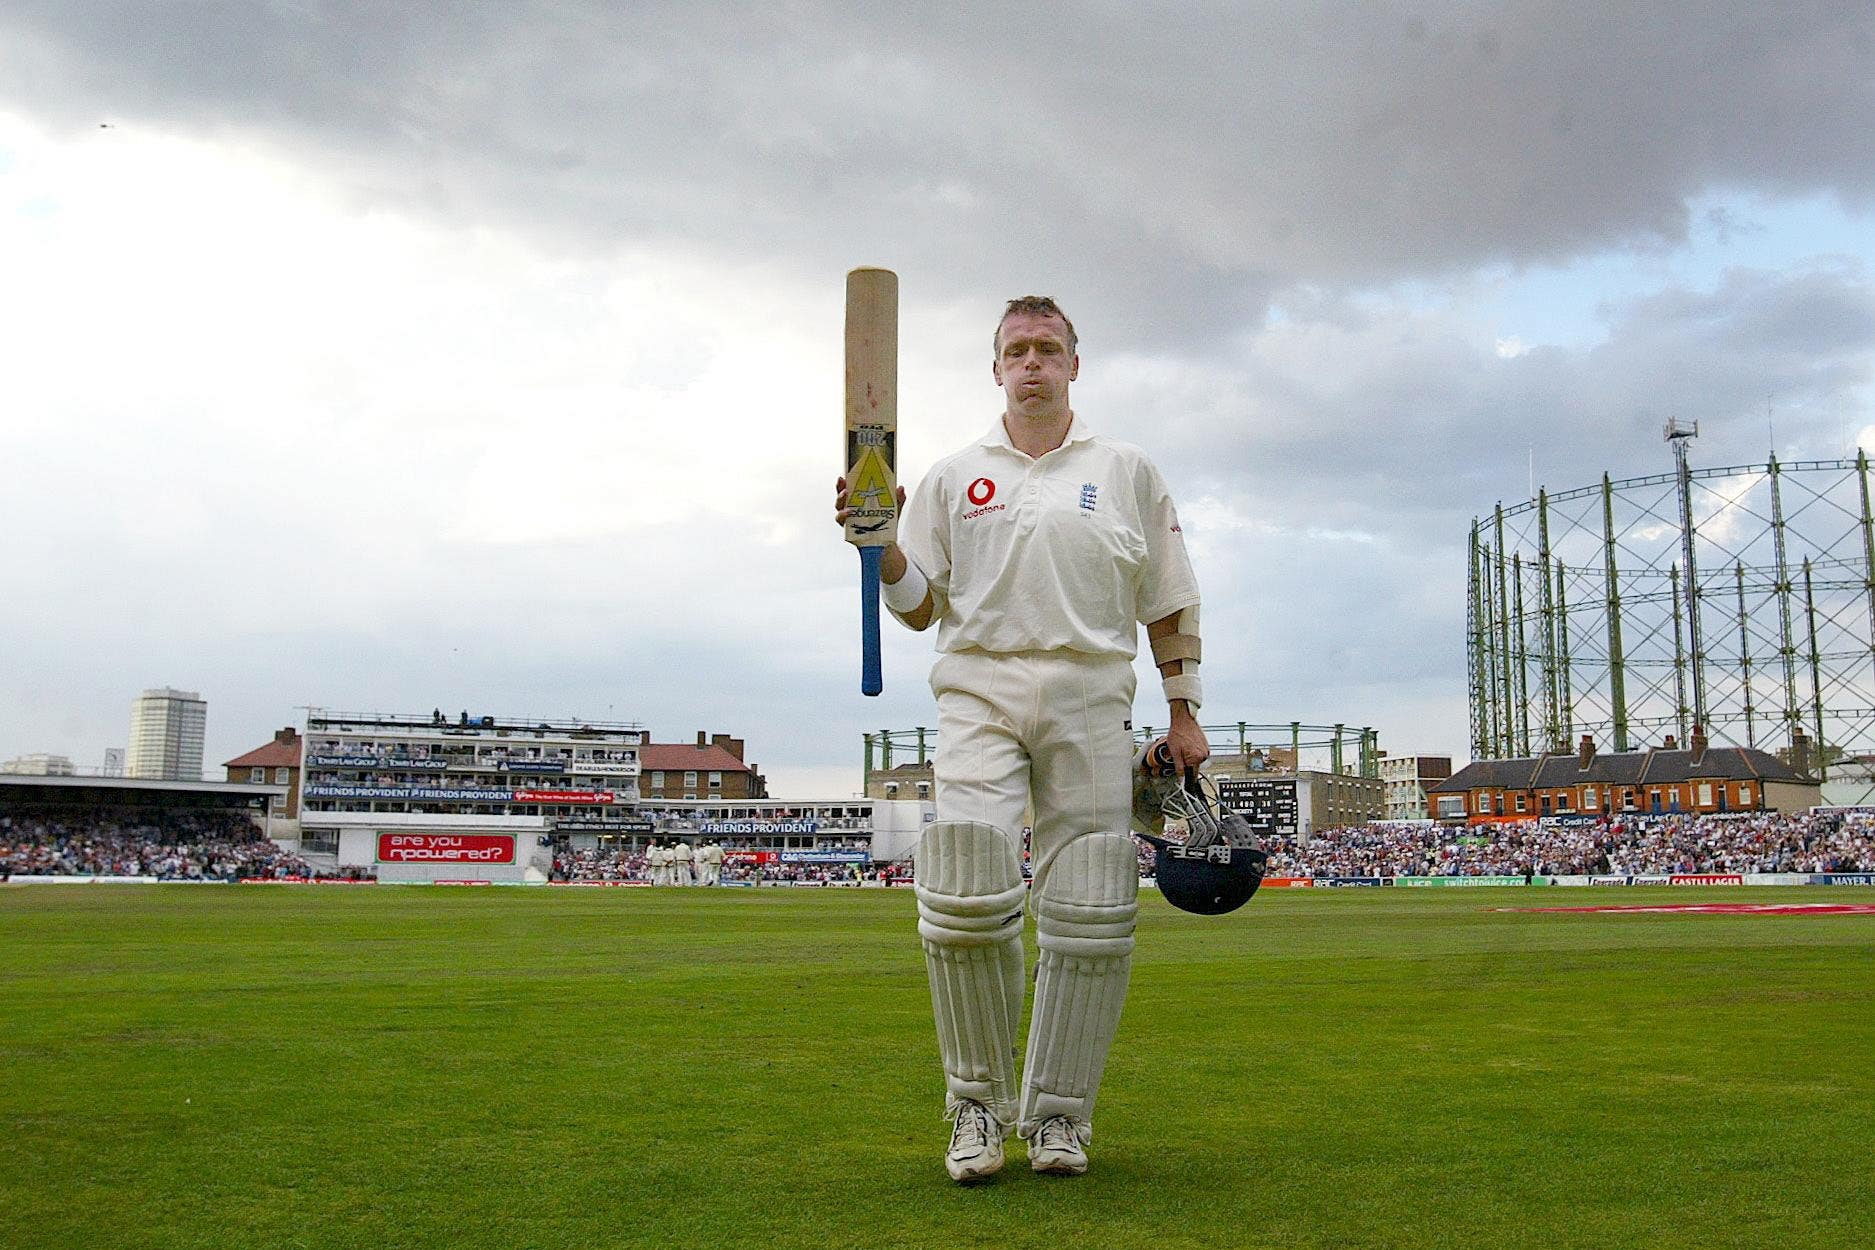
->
xmin=4 ymin=1 xmax=1871 ymax=336
xmin=4 ymin=2 xmax=1872 ymax=772
xmin=1102 ymin=262 xmax=1873 ymax=530
xmin=1060 ymin=262 xmax=1874 ymax=753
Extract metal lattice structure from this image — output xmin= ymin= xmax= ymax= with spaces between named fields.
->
xmin=1469 ymin=446 xmax=1875 ymax=793
xmin=865 ymin=722 xmax=1379 ymax=778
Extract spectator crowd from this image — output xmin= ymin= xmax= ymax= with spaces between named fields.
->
xmin=1231 ymin=810 xmax=1875 ymax=879
xmin=552 ymin=841 xmax=910 ymax=886
xmin=8 ymin=808 xmax=1870 ymax=886
xmin=1 ymin=810 xmax=344 ymax=881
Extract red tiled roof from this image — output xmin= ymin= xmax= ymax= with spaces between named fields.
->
xmin=641 ymin=743 xmax=751 ymax=773
xmin=225 ymin=740 xmax=301 ymax=769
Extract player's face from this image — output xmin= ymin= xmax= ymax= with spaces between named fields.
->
xmin=994 ymin=311 xmax=1078 ymax=419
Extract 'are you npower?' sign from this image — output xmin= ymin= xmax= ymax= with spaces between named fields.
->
xmin=376 ymin=834 xmax=516 ymax=864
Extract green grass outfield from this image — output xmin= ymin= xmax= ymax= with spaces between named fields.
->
xmin=2 ymin=885 xmax=1872 ymax=1250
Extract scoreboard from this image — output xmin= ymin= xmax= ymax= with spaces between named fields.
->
xmin=1216 ymin=777 xmax=1300 ymax=835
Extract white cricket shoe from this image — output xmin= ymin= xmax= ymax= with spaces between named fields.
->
xmin=944 ymin=1101 xmax=1004 ymax=1183
xmin=1026 ymin=1115 xmax=1088 ymax=1176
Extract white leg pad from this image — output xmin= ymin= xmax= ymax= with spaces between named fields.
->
xmin=1018 ymin=831 xmax=1138 ymax=1142
xmin=914 ymin=820 xmax=1027 ymax=1131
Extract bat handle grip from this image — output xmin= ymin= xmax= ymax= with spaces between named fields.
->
xmin=859 ymin=544 xmax=883 ymax=697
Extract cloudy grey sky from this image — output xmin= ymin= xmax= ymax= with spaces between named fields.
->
xmin=2 ymin=1 xmax=1872 ymax=793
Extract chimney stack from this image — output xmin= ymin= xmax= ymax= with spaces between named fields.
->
xmin=1663 ymin=734 xmax=1678 ymax=751
xmin=1578 ymin=734 xmax=1595 ymax=770
xmin=696 ymin=730 xmax=706 ymax=747
xmin=1791 ymin=728 xmax=1810 ymax=776
xmin=1689 ymin=724 xmax=1708 ymax=766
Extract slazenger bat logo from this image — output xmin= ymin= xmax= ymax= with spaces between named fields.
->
xmin=966 ymin=477 xmax=996 ymax=505
xmin=850 ymin=519 xmax=888 ymax=535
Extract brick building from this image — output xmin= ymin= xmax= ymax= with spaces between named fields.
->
xmin=224 ymin=727 xmax=303 ymax=818
xmin=866 ymin=761 xmax=935 ymax=802
xmin=641 ymin=731 xmax=767 ymax=802
xmin=1428 ymin=732 xmax=1819 ymax=824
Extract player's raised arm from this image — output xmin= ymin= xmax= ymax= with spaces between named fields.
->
xmin=833 ymin=479 xmax=934 ymax=630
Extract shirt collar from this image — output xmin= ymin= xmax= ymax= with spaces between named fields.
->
xmin=979 ymin=411 xmax=1093 ymax=454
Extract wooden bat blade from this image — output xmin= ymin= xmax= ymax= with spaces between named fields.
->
xmin=844 ymin=267 xmax=898 ymax=697
xmin=843 ymin=267 xmax=898 ymax=548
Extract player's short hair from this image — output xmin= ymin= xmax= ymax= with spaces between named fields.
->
xmin=995 ymin=296 xmax=1077 ymax=358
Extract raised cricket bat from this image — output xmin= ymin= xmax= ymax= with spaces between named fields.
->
xmin=843 ymin=267 xmax=899 ymax=697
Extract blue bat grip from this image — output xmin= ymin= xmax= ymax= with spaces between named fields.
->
xmin=859 ymin=544 xmax=883 ymax=696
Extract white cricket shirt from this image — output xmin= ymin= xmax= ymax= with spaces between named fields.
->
xmin=896 ymin=413 xmax=1199 ymax=658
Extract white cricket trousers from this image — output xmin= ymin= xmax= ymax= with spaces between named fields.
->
xmin=929 ymin=648 xmax=1137 ymax=888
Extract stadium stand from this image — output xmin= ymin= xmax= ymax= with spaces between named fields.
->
xmin=0 ymin=809 xmax=369 ymax=881
xmin=1233 ymin=811 xmax=1874 ymax=879
xmin=552 ymin=843 xmax=911 ymax=885
xmin=10 ymin=809 xmax=1867 ymax=886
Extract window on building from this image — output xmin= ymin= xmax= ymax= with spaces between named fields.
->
xmin=651 ymin=771 xmax=664 ymax=786
xmin=275 ymin=767 xmax=290 ymax=784
xmin=708 ymin=771 xmax=722 ymax=788
xmin=1557 ymin=792 xmax=1572 ymax=811
xmin=1697 ymin=783 xmax=1712 ymax=806
xmin=1740 ymin=784 xmax=1753 ymax=805
xmin=684 ymin=771 xmax=698 ymax=787
xmin=1584 ymin=788 xmax=1598 ymax=810
xmin=1513 ymin=794 xmax=1527 ymax=813
xmin=250 ymin=767 xmax=265 ymax=783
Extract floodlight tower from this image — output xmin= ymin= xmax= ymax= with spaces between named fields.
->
xmin=1666 ymin=417 xmax=1707 ymax=738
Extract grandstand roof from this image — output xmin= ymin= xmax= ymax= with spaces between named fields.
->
xmin=0 ymin=773 xmax=287 ymax=810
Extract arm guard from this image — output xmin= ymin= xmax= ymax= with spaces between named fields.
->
xmin=1150 ymin=605 xmax=1202 ymax=710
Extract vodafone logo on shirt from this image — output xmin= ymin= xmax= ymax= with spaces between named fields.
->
xmin=962 ymin=476 xmax=1004 ymax=520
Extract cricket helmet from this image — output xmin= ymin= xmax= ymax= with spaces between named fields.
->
xmin=1138 ymin=830 xmax=1268 ymax=915
xmin=1132 ymin=745 xmax=1268 ymax=915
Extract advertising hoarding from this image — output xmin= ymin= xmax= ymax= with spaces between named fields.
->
xmin=376 ymin=834 xmax=516 ymax=864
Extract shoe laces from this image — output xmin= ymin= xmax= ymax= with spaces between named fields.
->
xmin=1035 ymin=1116 xmax=1079 ymax=1152
xmin=949 ymin=1103 xmax=991 ymax=1153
